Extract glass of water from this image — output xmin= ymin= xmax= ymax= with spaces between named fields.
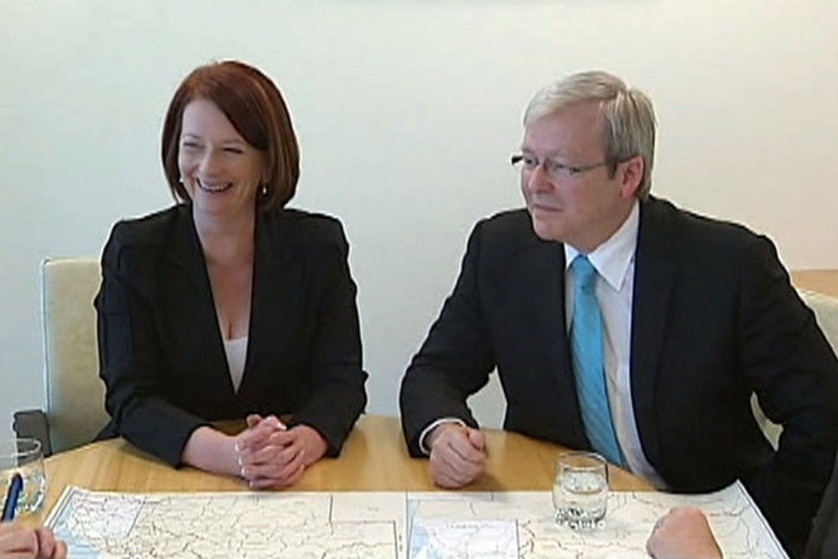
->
xmin=552 ymin=451 xmax=608 ymax=530
xmin=1 ymin=438 xmax=46 ymax=515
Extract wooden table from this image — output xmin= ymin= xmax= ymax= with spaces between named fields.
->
xmin=33 ymin=415 xmax=651 ymax=522
xmin=792 ymin=269 xmax=838 ymax=298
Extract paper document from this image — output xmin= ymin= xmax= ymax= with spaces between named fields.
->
xmin=45 ymin=481 xmax=787 ymax=558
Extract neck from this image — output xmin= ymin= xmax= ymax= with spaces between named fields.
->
xmin=574 ymin=200 xmax=636 ymax=254
xmin=193 ymin=209 xmax=256 ymax=266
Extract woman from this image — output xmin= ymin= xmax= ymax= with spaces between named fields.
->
xmin=95 ymin=60 xmax=367 ymax=488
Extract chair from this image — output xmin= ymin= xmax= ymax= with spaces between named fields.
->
xmin=13 ymin=257 xmax=108 ymax=455
xmin=752 ymin=288 xmax=838 ymax=449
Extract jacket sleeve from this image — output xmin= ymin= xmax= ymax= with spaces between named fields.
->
xmin=738 ymin=235 xmax=838 ymax=557
xmin=399 ymin=220 xmax=497 ymax=456
xmin=286 ymin=220 xmax=368 ymax=456
xmin=96 ymin=222 xmax=207 ymax=467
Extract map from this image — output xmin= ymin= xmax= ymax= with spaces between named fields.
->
xmin=46 ymin=482 xmax=787 ymax=559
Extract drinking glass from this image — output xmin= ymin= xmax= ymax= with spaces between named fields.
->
xmin=552 ymin=451 xmax=608 ymax=530
xmin=1 ymin=437 xmax=46 ymax=515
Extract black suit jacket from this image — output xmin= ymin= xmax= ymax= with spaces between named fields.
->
xmin=400 ymin=197 xmax=838 ymax=557
xmin=96 ymin=204 xmax=367 ymax=467
xmin=806 ymin=449 xmax=838 ymax=559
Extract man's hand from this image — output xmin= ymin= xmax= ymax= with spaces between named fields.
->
xmin=0 ymin=522 xmax=67 ymax=559
xmin=235 ymin=415 xmax=328 ymax=489
xmin=427 ymin=423 xmax=487 ymax=488
xmin=646 ymin=507 xmax=722 ymax=559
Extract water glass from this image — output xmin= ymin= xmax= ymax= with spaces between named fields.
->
xmin=552 ymin=451 xmax=608 ymax=530
xmin=1 ymin=438 xmax=46 ymax=516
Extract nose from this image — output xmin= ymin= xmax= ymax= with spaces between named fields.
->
xmin=523 ymin=162 xmax=553 ymax=194
xmin=198 ymin=151 xmax=221 ymax=176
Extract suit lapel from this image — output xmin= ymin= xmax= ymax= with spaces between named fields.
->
xmin=161 ymin=206 xmax=235 ymax=396
xmin=630 ymin=198 xmax=675 ymax=470
xmin=519 ymin=233 xmax=591 ymax=449
xmin=237 ymin=210 xmax=302 ymax=401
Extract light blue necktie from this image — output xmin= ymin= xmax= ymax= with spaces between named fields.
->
xmin=570 ymin=255 xmax=624 ymax=465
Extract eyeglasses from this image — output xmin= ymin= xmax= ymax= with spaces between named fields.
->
xmin=510 ymin=153 xmax=611 ymax=182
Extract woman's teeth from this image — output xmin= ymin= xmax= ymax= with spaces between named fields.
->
xmin=197 ymin=179 xmax=232 ymax=193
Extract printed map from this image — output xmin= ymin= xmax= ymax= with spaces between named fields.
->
xmin=46 ymin=482 xmax=787 ymax=559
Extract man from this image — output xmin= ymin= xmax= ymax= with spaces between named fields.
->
xmin=805 ymin=447 xmax=838 ymax=558
xmin=646 ymin=446 xmax=838 ymax=558
xmin=646 ymin=507 xmax=723 ymax=559
xmin=0 ymin=522 xmax=66 ymax=559
xmin=399 ymin=70 xmax=838 ymax=558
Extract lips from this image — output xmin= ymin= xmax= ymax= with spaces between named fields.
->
xmin=531 ymin=202 xmax=562 ymax=213
xmin=196 ymin=178 xmax=233 ymax=193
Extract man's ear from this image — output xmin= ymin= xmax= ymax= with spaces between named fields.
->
xmin=618 ymin=155 xmax=645 ymax=198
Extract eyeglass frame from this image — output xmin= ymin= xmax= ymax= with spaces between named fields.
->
xmin=510 ymin=153 xmax=626 ymax=181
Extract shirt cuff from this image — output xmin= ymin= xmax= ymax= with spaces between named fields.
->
xmin=418 ymin=417 xmax=467 ymax=456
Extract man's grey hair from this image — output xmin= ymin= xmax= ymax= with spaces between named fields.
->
xmin=523 ymin=70 xmax=657 ymax=198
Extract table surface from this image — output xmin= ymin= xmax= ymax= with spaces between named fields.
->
xmin=792 ymin=269 xmax=838 ymax=298
xmin=34 ymin=414 xmax=652 ymax=522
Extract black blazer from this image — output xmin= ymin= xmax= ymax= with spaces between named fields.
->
xmin=806 ymin=449 xmax=838 ymax=559
xmin=96 ymin=204 xmax=367 ymax=467
xmin=400 ymin=196 xmax=838 ymax=557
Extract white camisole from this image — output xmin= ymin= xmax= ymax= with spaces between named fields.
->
xmin=223 ymin=336 xmax=248 ymax=393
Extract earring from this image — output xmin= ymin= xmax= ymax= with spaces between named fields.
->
xmin=261 ymin=184 xmax=268 ymax=196
xmin=178 ymin=176 xmax=185 ymax=184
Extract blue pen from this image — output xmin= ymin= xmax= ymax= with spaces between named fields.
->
xmin=2 ymin=473 xmax=23 ymax=521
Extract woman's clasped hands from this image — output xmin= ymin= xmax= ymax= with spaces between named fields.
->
xmin=234 ymin=415 xmax=328 ymax=489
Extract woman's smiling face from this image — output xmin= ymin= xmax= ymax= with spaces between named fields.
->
xmin=178 ymin=98 xmax=265 ymax=220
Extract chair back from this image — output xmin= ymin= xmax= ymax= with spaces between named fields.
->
xmin=801 ymin=289 xmax=838 ymax=355
xmin=40 ymin=257 xmax=108 ymax=453
xmin=753 ymin=288 xmax=838 ymax=449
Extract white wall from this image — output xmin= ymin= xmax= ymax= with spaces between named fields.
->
xmin=2 ymin=0 xmax=837 ymax=434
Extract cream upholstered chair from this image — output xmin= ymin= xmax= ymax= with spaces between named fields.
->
xmin=13 ymin=257 xmax=108 ymax=455
xmin=752 ymin=288 xmax=838 ymax=449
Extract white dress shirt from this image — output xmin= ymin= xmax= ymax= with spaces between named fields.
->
xmin=223 ymin=336 xmax=248 ymax=393
xmin=564 ymin=201 xmax=665 ymax=488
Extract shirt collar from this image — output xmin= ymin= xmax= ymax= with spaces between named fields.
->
xmin=564 ymin=201 xmax=639 ymax=291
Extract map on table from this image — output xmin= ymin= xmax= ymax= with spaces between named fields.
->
xmin=45 ymin=481 xmax=787 ymax=559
